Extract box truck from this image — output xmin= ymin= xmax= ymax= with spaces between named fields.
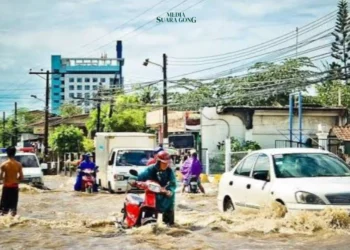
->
xmin=95 ymin=132 xmax=156 ymax=193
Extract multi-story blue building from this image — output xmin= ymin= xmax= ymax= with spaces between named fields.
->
xmin=51 ymin=41 xmax=124 ymax=114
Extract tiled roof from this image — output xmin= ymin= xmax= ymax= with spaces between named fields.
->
xmin=331 ymin=126 xmax=350 ymax=141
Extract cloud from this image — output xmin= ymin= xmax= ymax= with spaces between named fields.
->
xmin=0 ymin=0 xmax=338 ymax=112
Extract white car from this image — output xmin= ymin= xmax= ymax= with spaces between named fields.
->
xmin=217 ymin=148 xmax=350 ymax=213
xmin=0 ymin=153 xmax=47 ymax=185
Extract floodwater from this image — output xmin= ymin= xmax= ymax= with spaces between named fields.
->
xmin=1 ymin=176 xmax=350 ymax=249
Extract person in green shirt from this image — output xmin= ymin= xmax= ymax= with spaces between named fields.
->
xmin=135 ymin=151 xmax=176 ymax=226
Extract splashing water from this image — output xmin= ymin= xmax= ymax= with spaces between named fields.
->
xmin=0 ymin=177 xmax=350 ymax=249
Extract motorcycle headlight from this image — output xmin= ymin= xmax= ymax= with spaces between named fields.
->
xmin=148 ymin=183 xmax=161 ymax=193
xmin=114 ymin=175 xmax=124 ymax=181
xmin=295 ymin=191 xmax=325 ymax=205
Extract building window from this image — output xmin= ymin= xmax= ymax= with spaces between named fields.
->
xmin=77 ymin=101 xmax=82 ymax=105
xmin=85 ymin=85 xmax=90 ymax=91
xmin=69 ymin=93 xmax=74 ymax=98
xmin=101 ymin=78 xmax=106 ymax=83
xmin=69 ymin=85 xmax=74 ymax=90
xmin=53 ymin=76 xmax=60 ymax=80
xmin=77 ymin=78 xmax=82 ymax=83
xmin=85 ymin=93 xmax=90 ymax=98
xmin=77 ymin=93 xmax=82 ymax=98
xmin=54 ymin=100 xmax=59 ymax=103
xmin=69 ymin=78 xmax=74 ymax=83
xmin=93 ymin=78 xmax=98 ymax=83
xmin=77 ymin=85 xmax=82 ymax=90
xmin=85 ymin=101 xmax=90 ymax=106
xmin=54 ymin=93 xmax=59 ymax=96
xmin=54 ymin=85 xmax=60 ymax=88
xmin=93 ymin=85 xmax=98 ymax=90
xmin=110 ymin=78 xmax=115 ymax=84
xmin=85 ymin=78 xmax=90 ymax=83
xmin=61 ymin=96 xmax=65 ymax=100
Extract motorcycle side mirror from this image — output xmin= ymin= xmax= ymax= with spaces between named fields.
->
xmin=129 ymin=169 xmax=138 ymax=176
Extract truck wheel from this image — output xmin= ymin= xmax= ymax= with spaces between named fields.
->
xmin=108 ymin=181 xmax=115 ymax=194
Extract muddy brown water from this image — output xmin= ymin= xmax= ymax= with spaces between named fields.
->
xmin=1 ymin=176 xmax=350 ymax=249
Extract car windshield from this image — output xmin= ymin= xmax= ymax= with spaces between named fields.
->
xmin=115 ymin=150 xmax=153 ymax=166
xmin=273 ymin=153 xmax=350 ymax=178
xmin=0 ymin=155 xmax=39 ymax=168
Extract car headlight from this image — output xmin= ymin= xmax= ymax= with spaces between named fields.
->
xmin=114 ymin=175 xmax=124 ymax=181
xmin=148 ymin=183 xmax=161 ymax=193
xmin=295 ymin=191 xmax=325 ymax=204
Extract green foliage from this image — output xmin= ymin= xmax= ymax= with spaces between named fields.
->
xmin=169 ymin=58 xmax=316 ymax=109
xmin=82 ymin=137 xmax=94 ymax=152
xmin=87 ymin=94 xmax=149 ymax=133
xmin=59 ymin=103 xmax=83 ymax=118
xmin=331 ymin=0 xmax=350 ymax=82
xmin=49 ymin=125 xmax=84 ymax=153
xmin=315 ymin=80 xmax=350 ymax=107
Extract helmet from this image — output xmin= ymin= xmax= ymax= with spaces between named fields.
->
xmin=157 ymin=151 xmax=171 ymax=164
xmin=154 ymin=147 xmax=163 ymax=154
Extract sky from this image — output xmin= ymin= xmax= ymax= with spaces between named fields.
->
xmin=0 ymin=0 xmax=338 ymax=114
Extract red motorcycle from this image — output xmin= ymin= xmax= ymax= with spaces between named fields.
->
xmin=81 ymin=169 xmax=95 ymax=193
xmin=117 ymin=169 xmax=168 ymax=228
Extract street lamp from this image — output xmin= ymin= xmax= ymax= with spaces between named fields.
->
xmin=31 ymin=95 xmax=45 ymax=103
xmin=143 ymin=54 xmax=168 ymax=142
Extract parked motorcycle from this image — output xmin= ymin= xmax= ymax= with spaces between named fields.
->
xmin=116 ymin=169 xmax=167 ymax=228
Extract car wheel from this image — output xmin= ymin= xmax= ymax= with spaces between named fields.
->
xmin=223 ymin=197 xmax=234 ymax=212
xmin=108 ymin=181 xmax=115 ymax=194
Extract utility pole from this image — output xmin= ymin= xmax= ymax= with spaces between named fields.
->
xmin=29 ymin=69 xmax=53 ymax=158
xmin=13 ymin=102 xmax=18 ymax=146
xmin=163 ymin=53 xmax=168 ymax=140
xmin=2 ymin=112 xmax=5 ymax=148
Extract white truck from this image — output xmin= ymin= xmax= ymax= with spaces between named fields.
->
xmin=95 ymin=132 xmax=156 ymax=193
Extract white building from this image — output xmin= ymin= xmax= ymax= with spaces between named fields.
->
xmin=201 ymin=106 xmax=348 ymax=153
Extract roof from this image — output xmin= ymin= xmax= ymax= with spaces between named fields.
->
xmin=218 ymin=106 xmax=348 ymax=112
xmin=330 ymin=126 xmax=350 ymax=141
xmin=28 ymin=114 xmax=88 ymax=127
xmin=96 ymin=132 xmax=156 ymax=137
xmin=252 ymin=148 xmax=328 ymax=155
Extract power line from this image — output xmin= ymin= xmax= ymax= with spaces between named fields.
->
xmin=84 ymin=0 xmax=190 ymax=57
xmin=80 ymin=0 xmax=169 ymax=49
xmin=168 ymin=10 xmax=336 ymax=60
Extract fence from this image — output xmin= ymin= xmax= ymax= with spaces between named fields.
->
xmin=203 ymin=150 xmax=249 ymax=175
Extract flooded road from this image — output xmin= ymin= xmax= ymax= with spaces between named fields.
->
xmin=1 ymin=176 xmax=350 ymax=249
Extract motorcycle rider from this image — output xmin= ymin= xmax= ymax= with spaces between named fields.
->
xmin=74 ymin=153 xmax=98 ymax=192
xmin=133 ymin=151 xmax=176 ymax=226
xmin=180 ymin=149 xmax=205 ymax=193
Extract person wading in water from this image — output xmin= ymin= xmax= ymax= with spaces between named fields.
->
xmin=0 ymin=146 xmax=24 ymax=216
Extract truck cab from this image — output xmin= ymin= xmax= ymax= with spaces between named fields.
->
xmin=95 ymin=132 xmax=157 ymax=193
xmin=0 ymin=152 xmax=47 ymax=185
xmin=105 ymin=148 xmax=154 ymax=193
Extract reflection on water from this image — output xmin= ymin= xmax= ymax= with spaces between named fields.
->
xmin=0 ymin=176 xmax=350 ymax=249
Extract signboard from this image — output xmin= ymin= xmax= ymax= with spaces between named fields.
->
xmin=168 ymin=134 xmax=195 ymax=149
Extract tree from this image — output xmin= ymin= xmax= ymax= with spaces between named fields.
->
xmin=82 ymin=137 xmax=94 ymax=152
xmin=331 ymin=0 xmax=350 ymax=83
xmin=169 ymin=58 xmax=316 ymax=109
xmin=316 ymin=80 xmax=350 ymax=107
xmin=59 ymin=103 xmax=83 ymax=118
xmin=134 ymin=84 xmax=161 ymax=104
xmin=86 ymin=94 xmax=149 ymax=133
xmin=49 ymin=125 xmax=84 ymax=153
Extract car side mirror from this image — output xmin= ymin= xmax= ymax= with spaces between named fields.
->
xmin=108 ymin=160 xmax=113 ymax=165
xmin=129 ymin=169 xmax=138 ymax=176
xmin=40 ymin=163 xmax=48 ymax=170
xmin=253 ymin=172 xmax=268 ymax=181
